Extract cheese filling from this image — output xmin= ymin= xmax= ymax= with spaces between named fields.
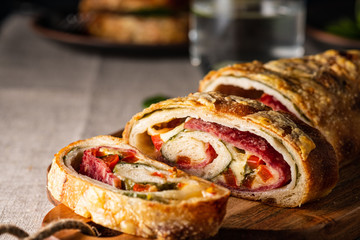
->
xmin=144 ymin=117 xmax=291 ymax=192
xmin=76 ymin=146 xmax=217 ymax=201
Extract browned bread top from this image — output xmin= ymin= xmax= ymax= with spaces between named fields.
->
xmin=47 ymin=135 xmax=230 ymax=239
xmin=199 ymin=50 xmax=360 ymax=164
xmin=123 ymin=92 xmax=339 ymax=207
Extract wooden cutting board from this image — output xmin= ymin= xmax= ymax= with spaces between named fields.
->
xmin=43 ymin=156 xmax=360 ymax=240
xmin=44 ymin=129 xmax=360 ymax=239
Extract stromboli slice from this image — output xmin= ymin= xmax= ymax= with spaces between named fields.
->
xmin=47 ymin=135 xmax=230 ymax=240
xmin=198 ymin=49 xmax=360 ymax=164
xmin=78 ymin=0 xmax=190 ymax=45
xmin=123 ymin=92 xmax=339 ymax=207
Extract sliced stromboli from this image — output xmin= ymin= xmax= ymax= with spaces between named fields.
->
xmin=78 ymin=0 xmax=190 ymax=45
xmin=123 ymin=92 xmax=338 ymax=207
xmin=80 ymin=12 xmax=189 ymax=45
xmin=47 ymin=135 xmax=230 ymax=240
xmin=198 ymin=49 xmax=360 ymax=164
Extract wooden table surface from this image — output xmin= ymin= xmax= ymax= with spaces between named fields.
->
xmin=0 ymin=12 xmax=356 ymax=240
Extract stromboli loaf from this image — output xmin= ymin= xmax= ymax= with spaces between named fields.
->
xmin=81 ymin=12 xmax=188 ymax=45
xmin=78 ymin=0 xmax=189 ymax=45
xmin=198 ymin=49 xmax=360 ymax=164
xmin=47 ymin=135 xmax=230 ymax=240
xmin=123 ymin=92 xmax=339 ymax=207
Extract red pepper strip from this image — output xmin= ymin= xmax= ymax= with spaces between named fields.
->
xmin=133 ymin=183 xmax=153 ymax=192
xmin=92 ymin=148 xmax=102 ymax=157
xmin=151 ymin=172 xmax=166 ymax=179
xmin=120 ymin=150 xmax=138 ymax=163
xmin=241 ymin=166 xmax=273 ymax=188
xmin=151 ymin=135 xmax=164 ymax=151
xmin=247 ymin=155 xmax=265 ymax=169
xmin=101 ymin=154 xmax=120 ymax=171
xmin=223 ymin=168 xmax=238 ymax=188
xmin=258 ymin=165 xmax=273 ymax=182
xmin=177 ymin=182 xmax=186 ymax=189
xmin=133 ymin=183 xmax=149 ymax=192
xmin=176 ymin=156 xmax=191 ymax=168
xmin=246 ymin=155 xmax=273 ymax=183
xmin=259 ymin=93 xmax=290 ymax=112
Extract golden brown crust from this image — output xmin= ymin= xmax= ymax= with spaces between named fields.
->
xmin=47 ymin=135 xmax=230 ymax=240
xmin=124 ymin=92 xmax=313 ymax=159
xmin=81 ymin=12 xmax=188 ymax=45
xmin=123 ymin=92 xmax=339 ymax=207
xmin=199 ymin=50 xmax=360 ymax=164
xmin=277 ymin=112 xmax=339 ymax=202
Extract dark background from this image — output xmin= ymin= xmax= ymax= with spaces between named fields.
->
xmin=0 ymin=0 xmax=80 ymax=22
xmin=0 ymin=0 xmax=356 ymax=17
xmin=0 ymin=0 xmax=357 ymax=32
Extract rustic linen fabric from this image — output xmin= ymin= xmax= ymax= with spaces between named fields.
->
xmin=0 ymin=13 xmax=200 ymax=238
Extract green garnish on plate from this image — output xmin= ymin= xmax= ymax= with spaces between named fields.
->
xmin=142 ymin=95 xmax=170 ymax=108
xmin=325 ymin=0 xmax=360 ymax=40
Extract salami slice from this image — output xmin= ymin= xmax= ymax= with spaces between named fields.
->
xmin=79 ymin=147 xmax=122 ymax=188
xmin=184 ymin=118 xmax=291 ymax=191
xmin=123 ymin=92 xmax=338 ymax=207
xmin=198 ymin=49 xmax=360 ymax=165
xmin=48 ymin=135 xmax=230 ymax=239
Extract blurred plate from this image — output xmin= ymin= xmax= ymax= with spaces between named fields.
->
xmin=31 ymin=12 xmax=188 ymax=54
xmin=307 ymin=26 xmax=360 ymax=48
xmin=306 ymin=1 xmax=360 ymax=48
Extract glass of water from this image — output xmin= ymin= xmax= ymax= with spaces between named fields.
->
xmin=189 ymin=0 xmax=306 ymax=73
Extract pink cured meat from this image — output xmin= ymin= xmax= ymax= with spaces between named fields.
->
xmin=259 ymin=93 xmax=290 ymax=112
xmin=184 ymin=118 xmax=291 ymax=191
xmin=79 ymin=148 xmax=122 ymax=188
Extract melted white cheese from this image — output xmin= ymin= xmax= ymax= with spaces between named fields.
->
xmin=203 ymin=76 xmax=310 ymax=125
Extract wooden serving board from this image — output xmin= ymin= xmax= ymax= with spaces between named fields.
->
xmin=44 ymin=130 xmax=360 ymax=239
xmin=44 ymin=157 xmax=360 ymax=240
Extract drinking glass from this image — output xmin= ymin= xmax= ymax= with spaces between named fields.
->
xmin=189 ymin=0 xmax=306 ymax=73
